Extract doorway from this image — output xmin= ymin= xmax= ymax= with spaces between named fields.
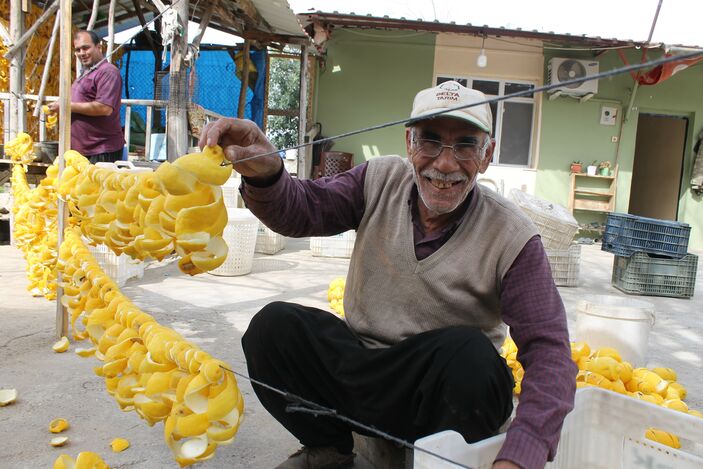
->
xmin=628 ymin=113 xmax=688 ymax=220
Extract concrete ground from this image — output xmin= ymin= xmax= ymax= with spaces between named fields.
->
xmin=1 ymin=239 xmax=702 ymax=468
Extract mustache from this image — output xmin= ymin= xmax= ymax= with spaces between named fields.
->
xmin=420 ymin=168 xmax=467 ymax=182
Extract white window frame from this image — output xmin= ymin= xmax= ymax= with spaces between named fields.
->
xmin=435 ymin=76 xmax=536 ymax=167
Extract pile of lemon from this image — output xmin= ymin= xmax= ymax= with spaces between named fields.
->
xmin=326 ymin=277 xmax=346 ymax=317
xmin=501 ymin=337 xmax=702 ymax=449
xmin=7 ymin=132 xmax=61 ymax=299
xmin=56 ymin=227 xmax=244 ymax=466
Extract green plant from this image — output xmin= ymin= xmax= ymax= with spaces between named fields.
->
xmin=598 ymin=161 xmax=611 ymax=169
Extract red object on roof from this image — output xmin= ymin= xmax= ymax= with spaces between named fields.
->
xmin=638 ymin=54 xmax=703 ymax=85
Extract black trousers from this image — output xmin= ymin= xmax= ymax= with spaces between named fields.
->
xmin=241 ymin=301 xmax=514 ymax=454
xmin=88 ymin=149 xmax=123 ymax=164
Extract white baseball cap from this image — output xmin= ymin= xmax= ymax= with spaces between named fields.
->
xmin=407 ymin=80 xmax=493 ymax=134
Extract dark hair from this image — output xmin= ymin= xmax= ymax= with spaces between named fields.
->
xmin=74 ymin=30 xmax=101 ymax=46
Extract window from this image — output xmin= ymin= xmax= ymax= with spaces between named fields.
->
xmin=435 ymin=76 xmax=536 ymax=167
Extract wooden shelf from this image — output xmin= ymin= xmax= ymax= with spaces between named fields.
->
xmin=568 ymin=165 xmax=618 ymax=214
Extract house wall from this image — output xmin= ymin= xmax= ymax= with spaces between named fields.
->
xmin=433 ymin=34 xmax=544 ymax=195
xmin=535 ymin=49 xmax=703 ymax=249
xmin=313 ymin=29 xmax=436 ymax=164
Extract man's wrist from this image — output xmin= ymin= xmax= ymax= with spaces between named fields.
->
xmin=242 ymin=160 xmax=285 ymax=188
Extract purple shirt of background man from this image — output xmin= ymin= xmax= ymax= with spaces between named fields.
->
xmin=70 ymin=60 xmax=124 ymax=156
xmin=240 ymin=163 xmax=577 ymax=469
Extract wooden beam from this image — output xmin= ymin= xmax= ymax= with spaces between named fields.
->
xmin=190 ymin=0 xmax=218 ymax=54
xmin=297 ymin=45 xmax=309 ymax=179
xmin=8 ymin=0 xmax=26 ymax=137
xmin=237 ymin=40 xmax=251 ymax=118
xmin=4 ymin=0 xmax=60 ymax=60
xmin=166 ymin=0 xmax=189 ymax=161
xmin=131 ymin=0 xmax=159 ymax=56
xmin=56 ymin=0 xmax=73 ymax=339
xmin=33 ymin=12 xmax=61 ymax=118
xmin=106 ymin=0 xmax=116 ymax=61
xmin=87 ymin=0 xmax=100 ymax=30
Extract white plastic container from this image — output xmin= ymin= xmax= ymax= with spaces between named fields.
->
xmin=546 ymin=244 xmax=581 ymax=287
xmin=222 ymin=175 xmax=242 ymax=209
xmin=209 ymin=208 xmax=259 ymax=276
xmin=86 ymin=242 xmax=145 ymax=287
xmin=414 ymin=387 xmax=703 ymax=469
xmin=310 ymin=231 xmax=356 ymax=258
xmin=255 ymin=222 xmax=286 ymax=255
xmin=575 ymin=295 xmax=655 ymax=366
xmin=509 ymin=189 xmax=579 ymax=251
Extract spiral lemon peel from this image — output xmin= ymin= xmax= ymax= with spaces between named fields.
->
xmin=54 ymin=229 xmax=244 ymax=466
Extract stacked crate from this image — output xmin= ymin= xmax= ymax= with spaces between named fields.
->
xmin=603 ymin=213 xmax=697 ymax=298
xmin=509 ymin=189 xmax=581 ymax=287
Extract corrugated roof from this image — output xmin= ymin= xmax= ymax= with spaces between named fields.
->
xmin=251 ymin=0 xmax=307 ymax=37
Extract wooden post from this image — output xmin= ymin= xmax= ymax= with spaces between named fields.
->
xmin=166 ymin=0 xmax=189 ymax=162
xmin=55 ymin=0 xmax=72 ymax=338
xmin=297 ymin=45 xmax=309 ymax=179
xmin=237 ymin=40 xmax=251 ymax=118
xmin=33 ymin=12 xmax=60 ymax=118
xmin=86 ymin=0 xmax=100 ymax=31
xmin=8 ymin=0 xmax=26 ymax=138
xmin=106 ymin=0 xmax=116 ymax=62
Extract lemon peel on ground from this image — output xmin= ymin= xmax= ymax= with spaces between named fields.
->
xmin=49 ymin=418 xmax=70 ymax=433
xmin=110 ymin=437 xmax=130 ymax=452
xmin=53 ymin=336 xmax=70 ymax=353
xmin=50 ymin=436 xmax=69 ymax=447
xmin=0 ymin=389 xmax=18 ymax=406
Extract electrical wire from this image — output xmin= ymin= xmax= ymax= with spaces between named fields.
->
xmin=220 ymin=48 xmax=703 ymax=167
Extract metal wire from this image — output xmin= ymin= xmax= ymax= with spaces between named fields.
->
xmin=219 ymin=364 xmax=472 ymax=468
xmin=219 ymin=49 xmax=703 ymax=167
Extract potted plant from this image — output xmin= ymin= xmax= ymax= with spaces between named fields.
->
xmin=570 ymin=161 xmax=583 ymax=173
xmin=598 ymin=160 xmax=611 ymax=176
xmin=587 ymin=161 xmax=598 ymax=176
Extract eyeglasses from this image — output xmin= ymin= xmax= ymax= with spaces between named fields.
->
xmin=413 ymin=138 xmax=489 ymax=162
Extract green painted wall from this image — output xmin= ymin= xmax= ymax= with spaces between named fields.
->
xmin=313 ymin=29 xmax=436 ymax=163
xmin=535 ymin=50 xmax=703 ymax=249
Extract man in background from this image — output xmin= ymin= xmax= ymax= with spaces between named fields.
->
xmin=48 ymin=30 xmax=123 ymax=163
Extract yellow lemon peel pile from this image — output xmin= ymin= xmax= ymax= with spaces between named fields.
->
xmin=0 ymin=388 xmax=18 ymax=406
xmin=58 ymin=146 xmax=231 ymax=276
xmin=56 ymin=228 xmax=244 ymax=467
xmin=326 ymin=277 xmax=346 ymax=317
xmin=501 ymin=337 xmax=702 ymax=449
xmin=53 ymin=451 xmax=109 ymax=469
xmin=7 ymin=132 xmax=61 ymax=300
xmin=42 ymin=105 xmax=58 ymax=129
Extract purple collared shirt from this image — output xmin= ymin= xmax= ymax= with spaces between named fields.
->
xmin=70 ymin=60 xmax=124 ymax=156
xmin=241 ymin=163 xmax=576 ymax=469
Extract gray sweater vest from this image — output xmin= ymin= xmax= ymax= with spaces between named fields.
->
xmin=345 ymin=156 xmax=538 ymax=349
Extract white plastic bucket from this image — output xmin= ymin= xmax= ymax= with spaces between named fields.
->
xmin=575 ymin=295 xmax=655 ymax=366
xmin=209 ymin=208 xmax=258 ymax=276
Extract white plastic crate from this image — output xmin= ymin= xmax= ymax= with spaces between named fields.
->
xmin=509 ymin=189 xmax=579 ymax=251
xmin=210 ymin=208 xmax=259 ymax=276
xmin=414 ymin=387 xmax=703 ymax=469
xmin=222 ymin=175 xmax=243 ymax=209
xmin=546 ymin=244 xmax=581 ymax=287
xmin=86 ymin=242 xmax=145 ymax=287
xmin=310 ymin=231 xmax=356 ymax=258
xmin=255 ymin=222 xmax=286 ymax=255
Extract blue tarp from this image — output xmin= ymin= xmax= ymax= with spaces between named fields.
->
xmin=119 ymin=48 xmax=266 ymax=131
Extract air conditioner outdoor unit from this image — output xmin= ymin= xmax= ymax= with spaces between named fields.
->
xmin=547 ymin=58 xmax=599 ymax=97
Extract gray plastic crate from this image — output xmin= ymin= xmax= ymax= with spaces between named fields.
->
xmin=612 ymin=252 xmax=698 ymax=299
